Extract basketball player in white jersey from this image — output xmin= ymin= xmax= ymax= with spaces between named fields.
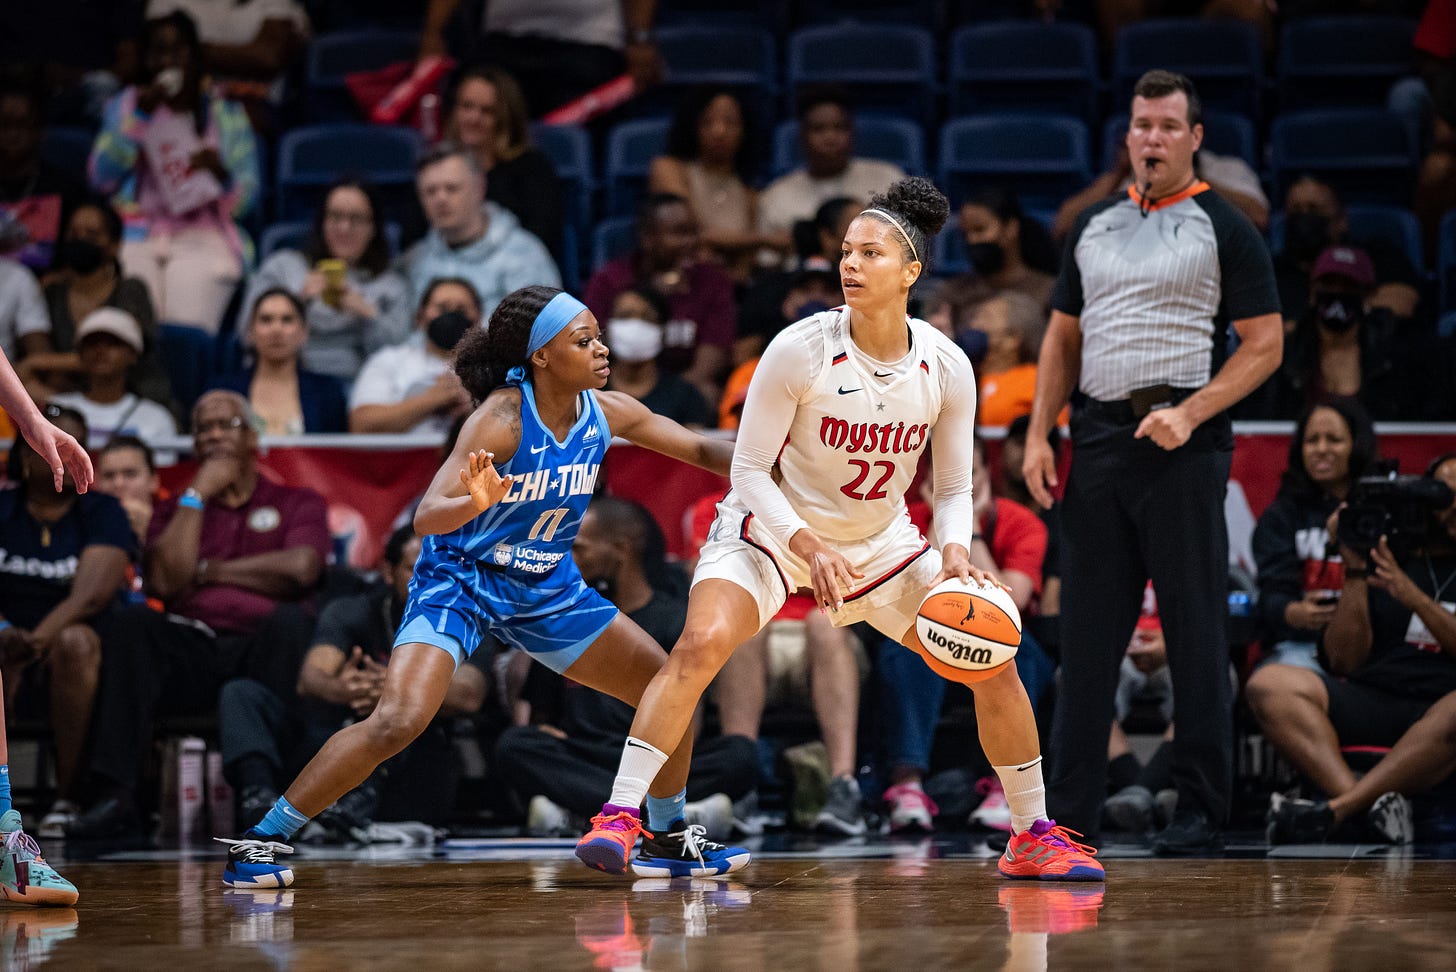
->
xmin=577 ymin=177 xmax=1104 ymax=881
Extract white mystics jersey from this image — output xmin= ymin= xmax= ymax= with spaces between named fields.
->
xmin=727 ymin=307 xmax=977 ymax=549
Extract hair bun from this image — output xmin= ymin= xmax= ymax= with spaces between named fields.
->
xmin=870 ymin=176 xmax=950 ymax=239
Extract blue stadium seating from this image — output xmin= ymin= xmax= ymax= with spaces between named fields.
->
xmin=931 ymin=222 xmax=969 ymax=277
xmin=604 ymin=117 xmax=672 ymax=217
xmin=158 ymin=324 xmax=218 ymax=412
xmin=656 ymin=0 xmax=788 ymax=32
xmin=258 ymin=220 xmax=402 ymax=260
xmin=1101 ymin=111 xmax=1259 ymax=171
xmin=938 ymin=114 xmax=1092 ymax=210
xmin=795 ymin=1 xmax=940 ymax=28
xmin=786 ymin=23 xmax=937 ymax=125
xmin=949 ymin=22 xmax=1099 ymax=126
xmin=275 ymin=123 xmax=423 ymax=224
xmin=1267 ymin=205 xmax=1424 ymax=271
xmin=306 ymin=30 xmax=420 ymax=122
xmin=770 ymin=115 xmax=925 ymax=178
xmin=591 ymin=216 xmax=638 ymax=274
xmin=530 ymin=123 xmax=595 ymax=242
xmin=1440 ymin=210 xmax=1456 ymax=313
xmin=1268 ymin=109 xmax=1418 ymax=207
xmin=1440 ymin=310 xmax=1456 ymax=341
xmin=1278 ymin=16 xmax=1417 ymax=111
xmin=653 ymin=25 xmax=777 ymax=122
xmin=40 ymin=127 xmax=97 ymax=181
xmin=1113 ymin=19 xmax=1264 ymax=120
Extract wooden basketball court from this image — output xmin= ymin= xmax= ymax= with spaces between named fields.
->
xmin=10 ymin=841 xmax=1454 ymax=969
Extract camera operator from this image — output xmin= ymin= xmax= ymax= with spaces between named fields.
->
xmin=1250 ymin=453 xmax=1456 ymax=845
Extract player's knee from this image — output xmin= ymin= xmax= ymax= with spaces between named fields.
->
xmin=50 ymin=624 xmax=100 ymax=673
xmin=364 ymin=699 xmax=430 ymax=752
xmin=668 ymin=626 xmax=738 ymax=688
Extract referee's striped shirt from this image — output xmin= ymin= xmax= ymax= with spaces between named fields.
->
xmin=1053 ymin=183 xmax=1280 ymax=403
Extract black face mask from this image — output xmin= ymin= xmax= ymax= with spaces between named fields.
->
xmin=1285 ymin=212 xmax=1333 ymax=262
xmin=966 ymin=241 xmax=1006 ymax=277
xmin=1314 ymin=291 xmax=1363 ymax=333
xmin=58 ymin=239 xmax=106 ymax=274
xmin=426 ymin=310 xmax=472 ymax=350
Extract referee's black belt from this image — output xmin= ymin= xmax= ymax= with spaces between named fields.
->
xmin=1080 ymin=387 xmax=1199 ymax=425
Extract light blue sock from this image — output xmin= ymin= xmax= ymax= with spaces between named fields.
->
xmin=646 ymin=789 xmax=687 ymax=832
xmin=249 ymin=796 xmax=310 ymax=842
xmin=0 ymin=765 xmax=10 ymax=817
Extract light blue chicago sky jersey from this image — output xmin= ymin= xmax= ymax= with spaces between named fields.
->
xmin=426 ymin=381 xmax=605 ymax=581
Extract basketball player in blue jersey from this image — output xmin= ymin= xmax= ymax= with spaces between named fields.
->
xmin=578 ymin=178 xmax=1104 ymax=881
xmin=217 ymin=284 xmax=750 ymax=888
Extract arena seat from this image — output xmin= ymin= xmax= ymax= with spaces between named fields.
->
xmin=770 ymin=114 xmax=925 ymax=178
xmin=1267 ymin=204 xmax=1424 ymax=270
xmin=39 ymin=126 xmax=96 ymax=181
xmin=603 ymin=116 xmax=672 ymax=217
xmin=530 ymin=123 xmax=595 ymax=250
xmin=948 ymin=21 xmax=1099 ymax=126
xmin=1268 ymin=108 xmax=1419 ymax=207
xmin=1278 ymin=16 xmax=1418 ymax=111
xmin=158 ymin=323 xmax=218 ymax=412
xmin=938 ymin=113 xmax=1091 ymax=210
xmin=786 ymin=23 xmax=937 ymax=126
xmin=1113 ymin=18 xmax=1263 ymax=121
xmin=305 ymin=29 xmax=420 ymax=121
xmin=591 ymin=216 xmax=637 ymax=274
xmin=275 ymin=123 xmax=423 ymax=224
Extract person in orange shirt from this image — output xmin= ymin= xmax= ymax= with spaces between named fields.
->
xmin=970 ymin=291 xmax=1066 ymax=428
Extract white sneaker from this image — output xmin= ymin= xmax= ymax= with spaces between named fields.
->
xmin=684 ymin=792 xmax=734 ymax=842
xmin=37 ymin=802 xmax=79 ymax=840
xmin=968 ymin=777 xmax=1012 ymax=832
xmin=1366 ymin=791 xmax=1414 ymax=845
xmin=527 ymin=795 xmax=575 ymax=837
xmin=883 ymin=781 xmax=938 ymax=833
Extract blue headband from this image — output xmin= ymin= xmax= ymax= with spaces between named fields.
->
xmin=505 ymin=291 xmax=589 ymax=386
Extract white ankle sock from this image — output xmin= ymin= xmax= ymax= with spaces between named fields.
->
xmin=995 ymin=756 xmax=1048 ymax=835
xmin=607 ymin=737 xmax=670 ymax=810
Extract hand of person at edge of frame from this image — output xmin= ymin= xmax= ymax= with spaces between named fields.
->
xmin=461 ymin=450 xmax=513 ymax=512
xmin=931 ymin=548 xmax=999 ymax=592
xmin=23 ymin=417 xmax=93 ymax=493
xmin=791 ymin=531 xmax=863 ymax=614
xmin=1134 ymin=405 xmax=1194 ymax=451
xmin=1368 ymin=535 xmax=1422 ymax=608
xmin=1021 ymin=436 xmax=1057 ymax=510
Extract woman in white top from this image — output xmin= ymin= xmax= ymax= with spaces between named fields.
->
xmin=578 ymin=178 xmax=1104 ymax=882
xmin=50 ymin=307 xmax=177 ymax=450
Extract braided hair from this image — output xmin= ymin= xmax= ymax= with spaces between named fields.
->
xmin=861 ymin=176 xmax=951 ymax=276
xmin=453 ymin=284 xmax=560 ymax=404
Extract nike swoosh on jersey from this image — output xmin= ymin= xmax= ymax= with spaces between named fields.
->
xmin=874 ymin=370 xmax=893 ymax=378
xmin=530 ymin=443 xmax=550 ymax=454
xmin=837 ymin=386 xmax=861 ymax=395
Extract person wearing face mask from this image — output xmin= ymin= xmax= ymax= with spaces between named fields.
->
xmin=23 ymin=200 xmax=174 ymax=413
xmin=1250 ymin=245 xmax=1435 ymax=421
xmin=1273 ymin=176 xmax=1421 ymax=330
xmin=349 ymin=277 xmax=479 ymax=435
xmin=604 ymin=285 xmax=711 ymax=428
xmin=938 ymin=188 xmax=1059 ymax=333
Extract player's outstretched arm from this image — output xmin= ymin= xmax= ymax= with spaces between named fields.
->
xmin=414 ymin=390 xmax=523 ymax=536
xmin=594 ymin=390 xmax=735 ymax=475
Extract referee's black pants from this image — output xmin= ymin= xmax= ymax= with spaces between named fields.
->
xmin=1047 ymin=406 xmax=1234 ymax=838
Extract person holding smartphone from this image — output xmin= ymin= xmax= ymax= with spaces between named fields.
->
xmin=1253 ymin=400 xmax=1379 ymax=671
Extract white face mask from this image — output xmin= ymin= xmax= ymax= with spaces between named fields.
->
xmin=607 ymin=317 xmax=663 ymax=364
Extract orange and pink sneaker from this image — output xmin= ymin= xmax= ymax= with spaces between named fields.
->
xmin=997 ymin=819 xmax=1105 ymax=882
xmin=575 ymin=805 xmax=650 ymax=875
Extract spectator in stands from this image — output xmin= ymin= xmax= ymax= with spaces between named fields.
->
xmin=67 ymin=390 xmax=330 ymax=837
xmin=878 ymin=437 xmax=1052 ymax=833
xmin=1253 ymin=400 xmax=1378 ymax=671
xmin=584 ymin=192 xmax=736 ymax=405
xmin=1274 ymin=175 xmax=1420 ymax=326
xmin=88 ymin=11 xmax=260 ymax=335
xmin=26 ymin=199 xmax=173 ymax=412
xmin=211 ymin=289 xmax=347 ymax=434
xmin=967 ymin=291 xmax=1053 ymax=429
xmin=0 ymin=255 xmax=52 ymax=366
xmin=649 ymin=87 xmax=767 ymax=281
xmin=938 ymin=188 xmax=1059 ymax=328
xmin=48 ymin=307 xmax=178 ymax=448
xmin=602 ymin=284 xmax=711 ymax=427
xmin=1249 ymin=245 xmax=1437 ymax=421
xmin=419 ymin=0 xmax=662 ymax=118
xmin=1254 ymin=454 xmax=1456 ymax=846
xmin=445 ymin=65 xmax=564 ymax=258
xmin=0 ymin=404 xmax=131 ymax=838
xmin=237 ymin=178 xmax=411 ymax=386
xmin=222 ymin=526 xmax=487 ymax=834
xmin=1053 ymin=143 xmax=1269 ymax=241
xmin=0 ymin=81 xmax=86 ymax=271
xmin=756 ymin=86 xmax=905 ymax=255
xmin=348 ymin=276 xmax=477 ymax=435
xmin=735 ymin=196 xmax=856 ymax=364
xmin=399 ymin=143 xmax=559 ymax=321
xmin=143 ymin=0 xmax=310 ymax=134
xmin=96 ymin=434 xmax=161 ymax=548
xmin=495 ymin=497 xmax=754 ymax=838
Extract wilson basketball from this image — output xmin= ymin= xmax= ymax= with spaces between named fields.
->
xmin=914 ymin=578 xmax=1022 ymax=683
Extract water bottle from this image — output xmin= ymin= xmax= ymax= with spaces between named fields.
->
xmin=418 ymin=93 xmax=440 ymax=144
xmin=1227 ymin=591 xmax=1253 ymax=617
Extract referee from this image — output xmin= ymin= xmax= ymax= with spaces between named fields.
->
xmin=1023 ymin=70 xmax=1282 ymax=854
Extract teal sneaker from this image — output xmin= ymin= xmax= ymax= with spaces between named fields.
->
xmin=631 ymin=820 xmax=751 ymax=878
xmin=0 ymin=810 xmax=79 ymax=906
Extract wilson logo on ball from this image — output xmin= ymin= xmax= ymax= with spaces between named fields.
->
xmin=914 ymin=578 xmax=1022 ymax=683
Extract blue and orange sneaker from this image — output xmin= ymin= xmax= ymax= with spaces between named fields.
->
xmin=631 ymin=820 xmax=751 ymax=878
xmin=0 ymin=811 xmax=78 ymax=906
xmin=216 ymin=834 xmax=295 ymax=888
xmin=997 ymin=819 xmax=1104 ymax=882
xmin=576 ymin=806 xmax=649 ymax=875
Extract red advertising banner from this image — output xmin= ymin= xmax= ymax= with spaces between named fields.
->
xmin=151 ymin=428 xmax=1454 ymax=571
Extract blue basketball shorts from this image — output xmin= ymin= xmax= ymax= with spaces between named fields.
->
xmin=395 ymin=550 xmax=617 ymax=674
